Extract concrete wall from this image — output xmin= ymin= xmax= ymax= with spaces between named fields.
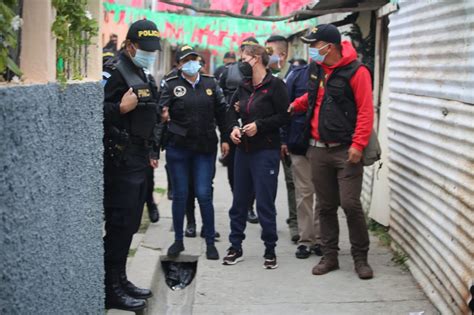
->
xmin=0 ymin=82 xmax=104 ymax=314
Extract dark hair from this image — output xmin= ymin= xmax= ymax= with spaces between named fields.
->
xmin=265 ymin=35 xmax=289 ymax=55
xmin=266 ymin=35 xmax=287 ymax=44
xmin=243 ymin=44 xmax=272 ymax=67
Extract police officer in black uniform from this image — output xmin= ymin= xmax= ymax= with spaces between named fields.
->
xmin=102 ymin=19 xmax=163 ymax=311
xmin=159 ymin=45 xmax=228 ymax=260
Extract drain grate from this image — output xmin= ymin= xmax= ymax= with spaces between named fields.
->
xmin=161 ymin=261 xmax=197 ymax=291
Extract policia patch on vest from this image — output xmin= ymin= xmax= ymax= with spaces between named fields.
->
xmin=206 ymin=88 xmax=213 ymax=96
xmin=137 ymin=88 xmax=151 ymax=98
xmin=174 ymin=86 xmax=187 ymax=97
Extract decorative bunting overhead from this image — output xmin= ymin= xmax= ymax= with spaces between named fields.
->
xmin=131 ymin=0 xmax=144 ymax=8
xmin=279 ymin=0 xmax=311 ymax=16
xmin=121 ymin=0 xmax=312 ymax=16
xmin=246 ymin=0 xmax=278 ymax=16
xmin=209 ymin=0 xmax=246 ymax=14
xmin=156 ymin=0 xmax=192 ymax=12
xmin=103 ymin=2 xmax=318 ymax=53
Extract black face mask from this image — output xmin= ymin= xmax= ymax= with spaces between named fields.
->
xmin=238 ymin=61 xmax=253 ymax=80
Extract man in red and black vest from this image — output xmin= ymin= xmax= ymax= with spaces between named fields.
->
xmin=289 ymin=24 xmax=374 ymax=279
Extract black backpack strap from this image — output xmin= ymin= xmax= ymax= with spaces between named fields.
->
xmin=116 ymin=60 xmax=147 ymax=88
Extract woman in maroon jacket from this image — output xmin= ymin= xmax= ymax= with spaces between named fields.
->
xmin=224 ymin=44 xmax=290 ymax=269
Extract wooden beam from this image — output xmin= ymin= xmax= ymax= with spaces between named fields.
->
xmin=376 ymin=2 xmax=398 ymax=18
xmin=20 ymin=0 xmax=56 ymax=83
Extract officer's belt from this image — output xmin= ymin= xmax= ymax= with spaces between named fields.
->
xmin=130 ymin=136 xmax=149 ymax=146
xmin=125 ymin=143 xmax=149 ymax=156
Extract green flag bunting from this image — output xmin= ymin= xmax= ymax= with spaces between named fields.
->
xmin=103 ymin=2 xmax=318 ymax=53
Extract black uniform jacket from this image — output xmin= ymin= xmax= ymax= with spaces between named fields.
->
xmin=103 ymin=52 xmax=162 ymax=159
xmin=158 ymin=70 xmax=228 ymax=154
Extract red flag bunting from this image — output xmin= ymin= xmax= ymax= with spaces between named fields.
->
xmin=156 ymin=0 xmax=192 ymax=12
xmin=279 ymin=0 xmax=311 ymax=16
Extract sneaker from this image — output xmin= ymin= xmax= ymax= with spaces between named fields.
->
xmin=167 ymin=241 xmax=184 ymax=258
xmin=295 ymin=245 xmax=311 ymax=259
xmin=311 ymin=244 xmax=323 ymax=256
xmin=312 ymin=256 xmax=339 ymax=275
xmin=222 ymin=247 xmax=243 ymax=265
xmin=247 ymin=209 xmax=259 ymax=224
xmin=263 ymin=253 xmax=278 ymax=269
xmin=354 ymin=260 xmax=374 ymax=280
xmin=206 ymin=244 xmax=219 ymax=260
xmin=184 ymin=223 xmax=196 ymax=238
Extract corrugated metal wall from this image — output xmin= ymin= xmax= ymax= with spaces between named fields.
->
xmin=387 ymin=1 xmax=474 ymax=314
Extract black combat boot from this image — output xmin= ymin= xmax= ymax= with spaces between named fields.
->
xmin=119 ymin=267 xmax=153 ymax=299
xmin=105 ymin=268 xmax=146 ymax=311
xmin=147 ymin=202 xmax=160 ymax=223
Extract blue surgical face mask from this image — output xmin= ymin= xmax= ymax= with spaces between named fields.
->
xmin=131 ymin=48 xmax=156 ymax=69
xmin=309 ymin=44 xmax=329 ymax=63
xmin=268 ymin=54 xmax=280 ymax=66
xmin=181 ymin=60 xmax=201 ymax=76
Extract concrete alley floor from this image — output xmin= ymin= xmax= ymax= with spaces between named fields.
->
xmin=112 ymin=160 xmax=438 ymax=315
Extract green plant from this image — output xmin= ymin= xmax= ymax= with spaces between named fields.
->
xmin=51 ymin=0 xmax=98 ymax=83
xmin=392 ymin=249 xmax=409 ymax=271
xmin=154 ymin=187 xmax=167 ymax=195
xmin=368 ymin=218 xmax=391 ymax=247
xmin=0 ymin=0 xmax=22 ymax=78
xmin=128 ymin=248 xmax=137 ymax=257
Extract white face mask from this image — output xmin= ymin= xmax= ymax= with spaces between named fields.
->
xmin=181 ymin=60 xmax=202 ymax=76
xmin=131 ymin=46 xmax=156 ymax=68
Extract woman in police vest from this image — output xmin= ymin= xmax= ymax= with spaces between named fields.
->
xmin=159 ymin=45 xmax=228 ymax=260
xmin=224 ymin=44 xmax=290 ymax=269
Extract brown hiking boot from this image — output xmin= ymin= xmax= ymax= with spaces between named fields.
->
xmin=354 ymin=260 xmax=374 ymax=279
xmin=312 ymin=256 xmax=339 ymax=275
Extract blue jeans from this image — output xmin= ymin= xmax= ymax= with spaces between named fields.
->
xmin=166 ymin=146 xmax=216 ymax=245
xmin=229 ymin=148 xmax=280 ymax=252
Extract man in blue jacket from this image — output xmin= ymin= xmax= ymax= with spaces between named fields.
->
xmin=284 ymin=61 xmax=323 ymax=259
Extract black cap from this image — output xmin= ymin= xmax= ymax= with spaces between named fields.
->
xmin=266 ymin=35 xmax=287 ymax=43
xmin=126 ymin=19 xmax=161 ymax=52
xmin=102 ymin=48 xmax=116 ymax=63
xmin=224 ymin=52 xmax=236 ymax=59
xmin=301 ymin=24 xmax=341 ymax=44
xmin=175 ymin=45 xmax=200 ymax=63
xmin=240 ymin=37 xmax=259 ymax=48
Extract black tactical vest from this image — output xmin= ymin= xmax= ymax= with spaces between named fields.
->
xmin=165 ymin=74 xmax=220 ymax=153
xmin=307 ymin=60 xmax=366 ymax=144
xmin=116 ymin=61 xmax=158 ymax=140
